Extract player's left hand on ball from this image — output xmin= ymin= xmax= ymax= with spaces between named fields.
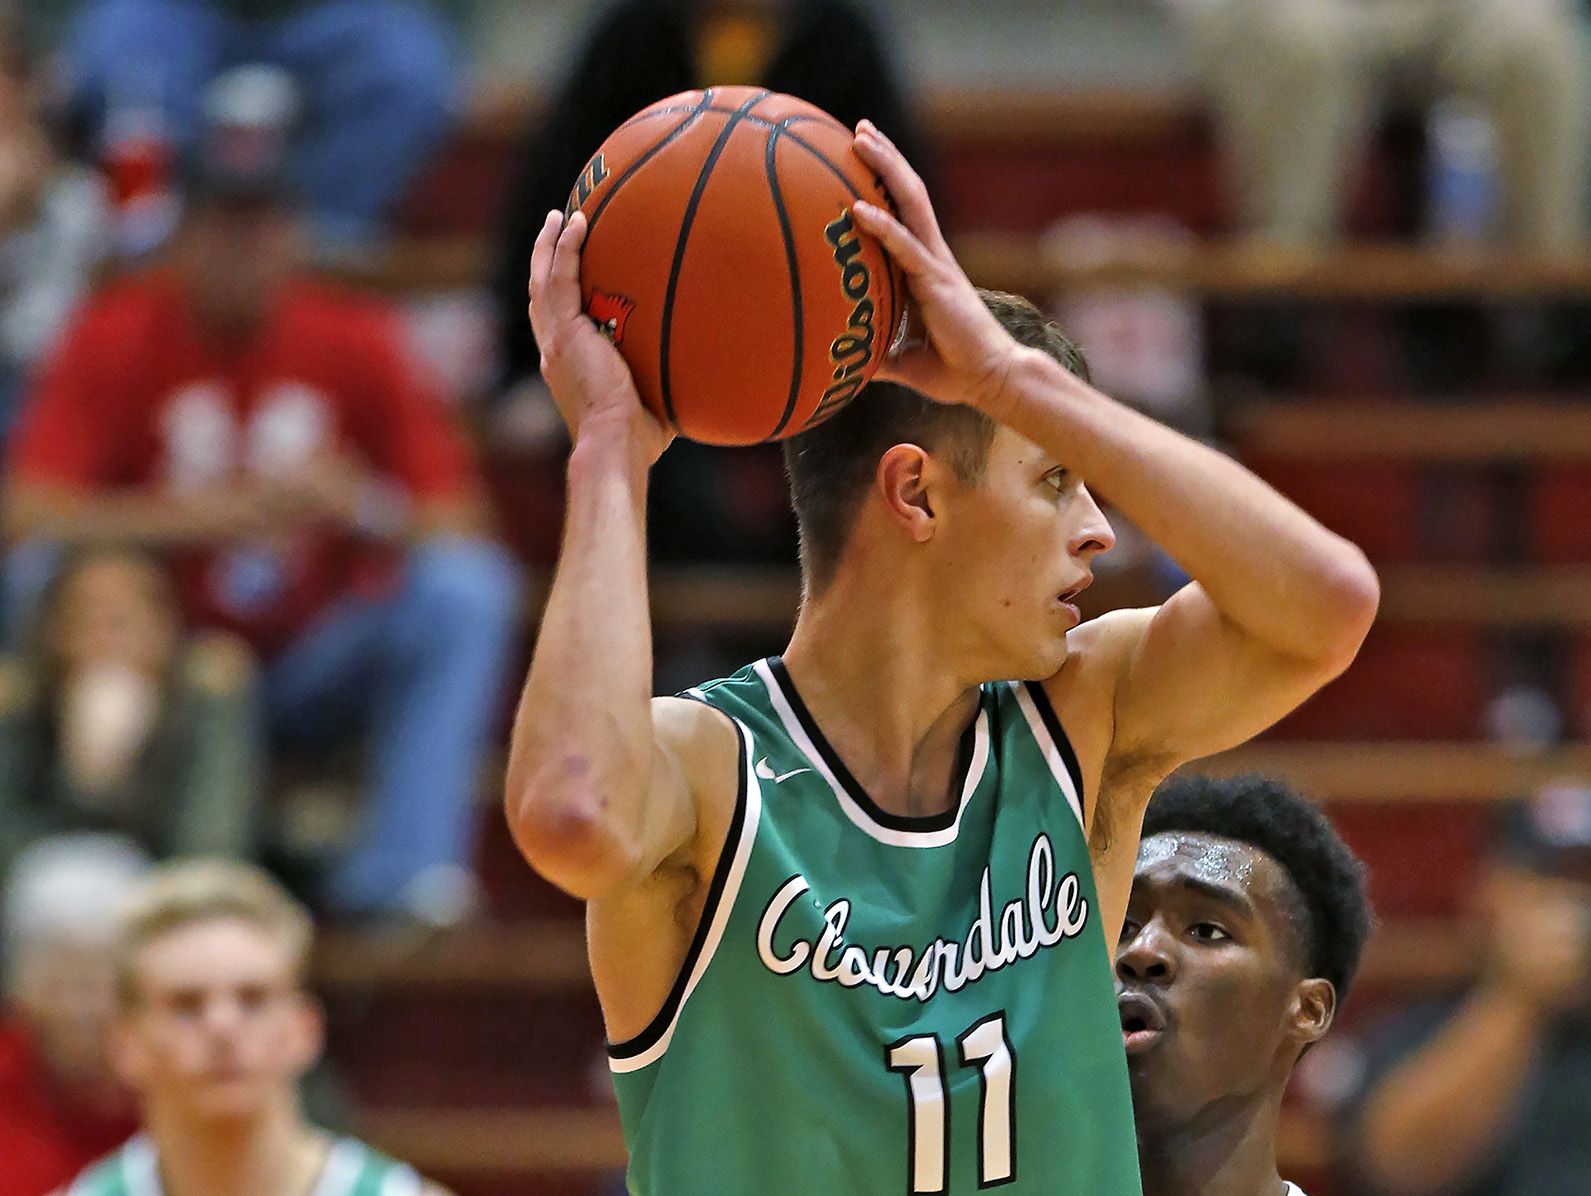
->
xmin=850 ymin=120 xmax=1023 ymax=418
xmin=528 ymin=209 xmax=672 ymax=462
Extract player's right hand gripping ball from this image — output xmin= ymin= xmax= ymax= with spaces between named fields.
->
xmin=566 ymin=86 xmax=906 ymax=445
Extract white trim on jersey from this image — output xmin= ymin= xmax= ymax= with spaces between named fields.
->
xmin=608 ymin=716 xmax=765 ymax=1074
xmin=1010 ymin=682 xmax=1086 ymax=832
xmin=1284 ymin=1184 xmax=1308 ymax=1196
xmin=123 ymin=1136 xmax=161 ymax=1196
xmin=311 ymin=1139 xmax=364 ymax=1196
xmin=754 ymin=657 xmax=991 ymax=848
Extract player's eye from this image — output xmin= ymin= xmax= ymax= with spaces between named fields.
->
xmin=1043 ymin=467 xmax=1071 ymax=493
xmin=1189 ymin=922 xmax=1231 ymax=943
xmin=1118 ymin=919 xmax=1141 ymax=943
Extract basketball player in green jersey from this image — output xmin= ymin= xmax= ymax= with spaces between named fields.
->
xmin=61 ymin=861 xmax=448 ymax=1196
xmin=508 ymin=122 xmax=1379 ymax=1193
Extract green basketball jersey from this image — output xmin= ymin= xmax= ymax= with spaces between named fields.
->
xmin=609 ymin=657 xmax=1141 ymax=1194
xmin=65 ymin=1134 xmax=423 ymax=1196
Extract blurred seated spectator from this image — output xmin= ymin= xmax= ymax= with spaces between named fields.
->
xmin=0 ymin=835 xmax=143 ymax=1196
xmin=55 ymin=0 xmax=457 ymax=255
xmin=490 ymin=0 xmax=925 ymax=566
xmin=1335 ymin=780 xmax=1591 ymax=1195
xmin=0 ymin=15 xmax=108 ymax=447
xmin=1167 ymin=0 xmax=1588 ymax=250
xmin=1 ymin=120 xmax=520 ymax=924
xmin=0 ymin=547 xmax=261 ymax=879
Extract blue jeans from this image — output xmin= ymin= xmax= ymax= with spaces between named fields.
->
xmin=262 ymin=537 xmax=520 ymax=913
xmin=61 ymin=0 xmax=457 ymax=247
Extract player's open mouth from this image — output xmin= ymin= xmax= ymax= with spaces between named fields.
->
xmin=1117 ymin=991 xmax=1167 ymax=1054
xmin=1058 ymin=577 xmax=1092 ymax=605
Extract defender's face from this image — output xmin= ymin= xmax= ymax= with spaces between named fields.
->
xmin=1114 ymin=833 xmax=1307 ymax=1127
xmin=930 ymin=425 xmax=1114 ymax=679
xmin=114 ymin=917 xmax=320 ymax=1122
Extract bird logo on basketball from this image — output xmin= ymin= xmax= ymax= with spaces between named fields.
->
xmin=587 ymin=291 xmax=636 ymax=346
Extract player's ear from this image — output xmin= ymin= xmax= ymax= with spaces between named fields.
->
xmin=1289 ymin=977 xmax=1336 ymax=1046
xmin=877 ymin=443 xmax=936 ymax=541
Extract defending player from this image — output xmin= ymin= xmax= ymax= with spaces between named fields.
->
xmin=1117 ymin=773 xmax=1372 ymax=1196
xmin=61 ymin=860 xmax=448 ymax=1196
xmin=507 ymin=122 xmax=1379 ymax=1192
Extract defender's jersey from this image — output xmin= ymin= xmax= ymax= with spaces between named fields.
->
xmin=64 ymin=1135 xmax=422 ymax=1196
xmin=609 ymin=658 xmax=1140 ymax=1194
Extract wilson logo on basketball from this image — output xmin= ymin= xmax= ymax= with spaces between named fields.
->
xmin=813 ymin=209 xmax=877 ymax=422
xmin=565 ymin=152 xmax=610 ymax=219
xmin=588 ymin=291 xmax=635 ymax=346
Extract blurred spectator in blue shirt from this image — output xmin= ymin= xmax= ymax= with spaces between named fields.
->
xmin=55 ymin=0 xmax=456 ymax=254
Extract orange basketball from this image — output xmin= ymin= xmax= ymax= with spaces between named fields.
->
xmin=564 ymin=86 xmax=906 ymax=445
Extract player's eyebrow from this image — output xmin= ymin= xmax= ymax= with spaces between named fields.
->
xmin=1172 ymin=874 xmax=1256 ymax=918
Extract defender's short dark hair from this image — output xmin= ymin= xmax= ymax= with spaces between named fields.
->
xmin=782 ymin=290 xmax=1088 ymax=590
xmin=1142 ymin=773 xmax=1373 ymax=1002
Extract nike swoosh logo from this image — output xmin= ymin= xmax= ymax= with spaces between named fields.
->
xmin=755 ymin=757 xmax=812 ymax=784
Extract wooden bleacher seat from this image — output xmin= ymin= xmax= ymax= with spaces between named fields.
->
xmin=1233 ymin=399 xmax=1591 ymax=465
xmin=1204 ymin=740 xmax=1591 ymax=802
xmin=1377 ymin=563 xmax=1591 ymax=628
xmin=955 ymin=232 xmax=1591 ymax=300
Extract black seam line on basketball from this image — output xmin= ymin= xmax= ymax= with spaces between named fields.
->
xmin=1023 ymin=680 xmax=1089 ymax=825
xmin=793 ymin=126 xmax=905 ymax=395
xmin=585 ymin=88 xmax=716 ymax=240
xmin=621 ymin=105 xmax=846 ymax=133
xmin=764 ymin=120 xmax=804 ymax=439
xmin=605 ymin=712 xmax=750 ymax=1060
xmin=658 ymin=89 xmax=771 ymax=431
xmin=780 ymin=129 xmax=903 ymax=429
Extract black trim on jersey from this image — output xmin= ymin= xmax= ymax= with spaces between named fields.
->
xmin=768 ymin=656 xmax=979 ymax=834
xmin=1021 ymin=680 xmax=1089 ymax=826
xmin=606 ymin=716 xmax=750 ymax=1061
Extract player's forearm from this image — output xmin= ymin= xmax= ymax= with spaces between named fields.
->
xmin=505 ymin=427 xmax=658 ymax=882
xmin=1355 ymin=987 xmax=1544 ymax=1193
xmin=997 ymin=350 xmax=1377 ymax=664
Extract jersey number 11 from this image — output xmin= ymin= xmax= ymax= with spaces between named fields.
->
xmin=885 ymin=1011 xmax=1016 ymax=1193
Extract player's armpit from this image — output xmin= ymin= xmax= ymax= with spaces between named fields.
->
xmin=507 ymin=695 xmax=737 ymax=901
xmin=1095 ymin=583 xmax=1360 ymax=773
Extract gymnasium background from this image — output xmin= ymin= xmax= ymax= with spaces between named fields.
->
xmin=2 ymin=1 xmax=1590 ymax=1193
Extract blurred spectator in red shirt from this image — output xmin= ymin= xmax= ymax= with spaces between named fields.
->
xmin=2 ymin=107 xmax=520 ymax=923
xmin=0 ymin=835 xmax=144 ymax=1196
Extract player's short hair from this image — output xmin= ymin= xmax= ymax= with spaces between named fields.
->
xmin=114 ymin=859 xmax=314 ymax=1007
xmin=782 ymin=290 xmax=1088 ymax=591
xmin=1142 ymin=773 xmax=1373 ymax=1003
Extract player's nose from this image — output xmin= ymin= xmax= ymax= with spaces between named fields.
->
xmin=1070 ymin=486 xmax=1116 ymax=559
xmin=1115 ymin=920 xmax=1176 ymax=985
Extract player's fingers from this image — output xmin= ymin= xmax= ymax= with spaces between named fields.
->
xmin=853 ymin=122 xmax=947 ymax=255
xmin=550 ymin=209 xmax=589 ymax=285
xmin=529 ymin=210 xmax=562 ymax=300
xmin=852 ymin=199 xmax=937 ymax=280
xmin=528 ymin=210 xmax=563 ymax=335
